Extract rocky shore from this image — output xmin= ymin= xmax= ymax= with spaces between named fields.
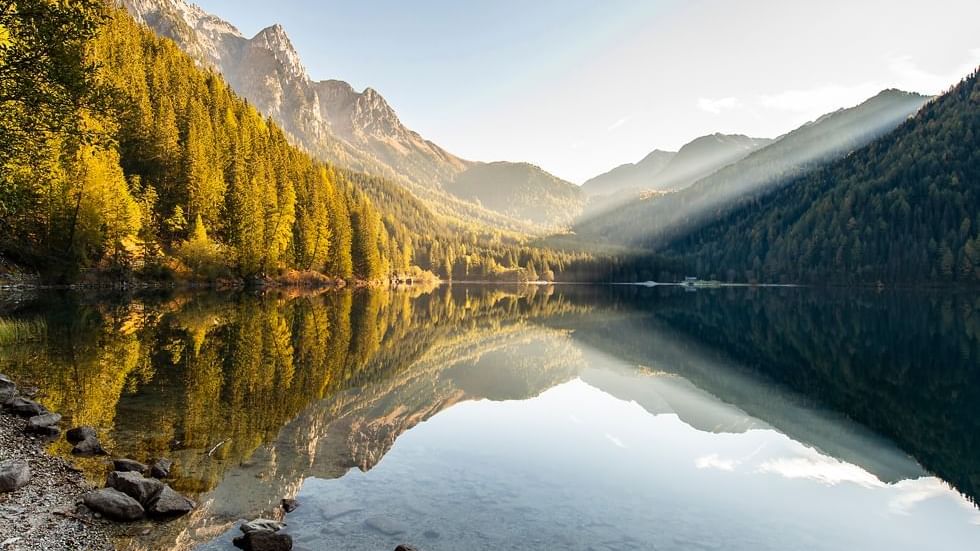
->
xmin=0 ymin=374 xmax=196 ymax=550
xmin=0 ymin=406 xmax=113 ymax=550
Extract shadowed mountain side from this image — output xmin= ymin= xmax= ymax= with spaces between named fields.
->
xmin=575 ymin=90 xmax=931 ymax=245
xmin=447 ymin=162 xmax=585 ymax=229
xmin=581 ymin=149 xmax=676 ymax=197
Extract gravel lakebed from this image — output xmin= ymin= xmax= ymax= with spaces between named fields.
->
xmin=0 ymin=410 xmax=113 ymax=550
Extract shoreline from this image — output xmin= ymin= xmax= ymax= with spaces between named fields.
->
xmin=0 ymin=405 xmax=113 ymax=550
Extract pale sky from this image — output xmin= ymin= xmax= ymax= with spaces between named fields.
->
xmin=195 ymin=0 xmax=980 ymax=183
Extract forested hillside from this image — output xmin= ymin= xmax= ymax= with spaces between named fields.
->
xmin=576 ymin=90 xmax=930 ymax=248
xmin=0 ymin=2 xmax=616 ymax=284
xmin=664 ymin=70 xmax=980 ymax=284
xmin=1 ymin=1 xmax=399 ymax=281
xmin=447 ymin=162 xmax=584 ymax=228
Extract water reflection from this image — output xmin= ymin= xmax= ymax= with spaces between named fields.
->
xmin=0 ymin=285 xmax=977 ymax=549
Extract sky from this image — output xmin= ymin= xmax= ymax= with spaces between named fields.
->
xmin=194 ymin=0 xmax=980 ymax=183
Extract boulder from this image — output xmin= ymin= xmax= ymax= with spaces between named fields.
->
xmin=3 ymin=396 xmax=46 ymax=417
xmin=149 ymin=457 xmax=173 ymax=479
xmin=66 ymin=426 xmax=97 ymax=444
xmin=82 ymin=488 xmax=144 ymax=521
xmin=281 ymin=498 xmax=299 ymax=513
xmin=0 ymin=374 xmax=15 ymax=401
xmin=232 ymin=532 xmax=293 ymax=551
xmin=71 ymin=436 xmax=107 ymax=456
xmin=25 ymin=412 xmax=62 ymax=435
xmin=112 ymin=458 xmax=147 ymax=474
xmin=146 ymin=484 xmax=194 ymax=517
xmin=106 ymin=471 xmax=163 ymax=505
xmin=0 ymin=459 xmax=31 ymax=492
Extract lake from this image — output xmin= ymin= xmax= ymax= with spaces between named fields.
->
xmin=1 ymin=285 xmax=978 ymax=550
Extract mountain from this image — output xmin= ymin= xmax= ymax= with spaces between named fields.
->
xmin=447 ymin=162 xmax=585 ymax=228
xmin=121 ymin=0 xmax=470 ymax=190
xmin=647 ymin=133 xmax=772 ymax=190
xmin=575 ymin=89 xmax=932 ymax=248
xmin=581 ymin=149 xmax=676 ymax=197
xmin=578 ymin=134 xmax=769 ymax=221
xmin=663 ymin=70 xmax=979 ymax=284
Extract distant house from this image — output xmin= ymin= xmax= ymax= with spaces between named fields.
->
xmin=682 ymin=276 xmax=698 ymax=286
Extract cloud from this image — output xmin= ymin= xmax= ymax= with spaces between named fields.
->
xmin=755 ymin=454 xmax=883 ymax=488
xmin=606 ymin=116 xmax=630 ymax=131
xmin=887 ymin=51 xmax=980 ymax=94
xmin=757 ymin=82 xmax=882 ymax=114
xmin=604 ymin=433 xmax=626 ymax=448
xmin=697 ymin=97 xmax=741 ymax=114
xmin=695 ymin=453 xmax=736 ymax=471
xmin=756 ymin=48 xmax=980 ymax=117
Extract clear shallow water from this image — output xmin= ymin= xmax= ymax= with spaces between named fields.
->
xmin=1 ymin=285 xmax=978 ymax=550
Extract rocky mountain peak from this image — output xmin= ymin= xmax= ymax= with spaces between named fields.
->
xmin=249 ymin=23 xmax=305 ymax=80
xmin=123 ymin=0 xmax=470 ymax=190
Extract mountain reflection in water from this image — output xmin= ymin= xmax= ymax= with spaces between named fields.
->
xmin=0 ymin=285 xmax=977 ymax=550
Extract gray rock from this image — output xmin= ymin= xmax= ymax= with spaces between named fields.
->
xmin=112 ymin=458 xmax=147 ymax=474
xmin=71 ymin=436 xmax=107 ymax=456
xmin=25 ymin=412 xmax=62 ymax=435
xmin=3 ymin=396 xmax=46 ymax=417
xmin=233 ymin=532 xmax=293 ymax=551
xmin=146 ymin=484 xmax=194 ymax=517
xmin=281 ymin=498 xmax=299 ymax=513
xmin=66 ymin=426 xmax=97 ymax=444
xmin=241 ymin=518 xmax=285 ymax=534
xmin=82 ymin=488 xmax=144 ymax=521
xmin=149 ymin=457 xmax=172 ymax=479
xmin=0 ymin=375 xmax=15 ymax=401
xmin=0 ymin=459 xmax=31 ymax=492
xmin=106 ymin=471 xmax=163 ymax=505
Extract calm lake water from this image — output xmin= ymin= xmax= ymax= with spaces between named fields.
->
xmin=1 ymin=285 xmax=978 ymax=550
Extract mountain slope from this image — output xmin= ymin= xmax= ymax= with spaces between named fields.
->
xmin=663 ymin=70 xmax=979 ymax=284
xmin=122 ymin=0 xmax=470 ymax=190
xmin=581 ymin=149 xmax=676 ymax=196
xmin=646 ymin=133 xmax=772 ymax=191
xmin=447 ymin=162 xmax=585 ymax=228
xmin=575 ymin=89 xmax=931 ymax=247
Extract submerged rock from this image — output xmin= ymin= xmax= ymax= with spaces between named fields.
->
xmin=364 ymin=516 xmax=406 ymax=536
xmin=71 ymin=436 xmax=107 ymax=456
xmin=25 ymin=412 xmax=62 ymax=436
xmin=106 ymin=471 xmax=163 ymax=505
xmin=66 ymin=426 xmax=97 ymax=444
xmin=240 ymin=518 xmax=285 ymax=534
xmin=4 ymin=396 xmax=46 ymax=417
xmin=82 ymin=488 xmax=144 ymax=521
xmin=149 ymin=457 xmax=173 ymax=479
xmin=0 ymin=459 xmax=31 ymax=492
xmin=232 ymin=531 xmax=293 ymax=551
xmin=112 ymin=458 xmax=147 ymax=474
xmin=281 ymin=498 xmax=299 ymax=513
xmin=146 ymin=484 xmax=194 ymax=517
